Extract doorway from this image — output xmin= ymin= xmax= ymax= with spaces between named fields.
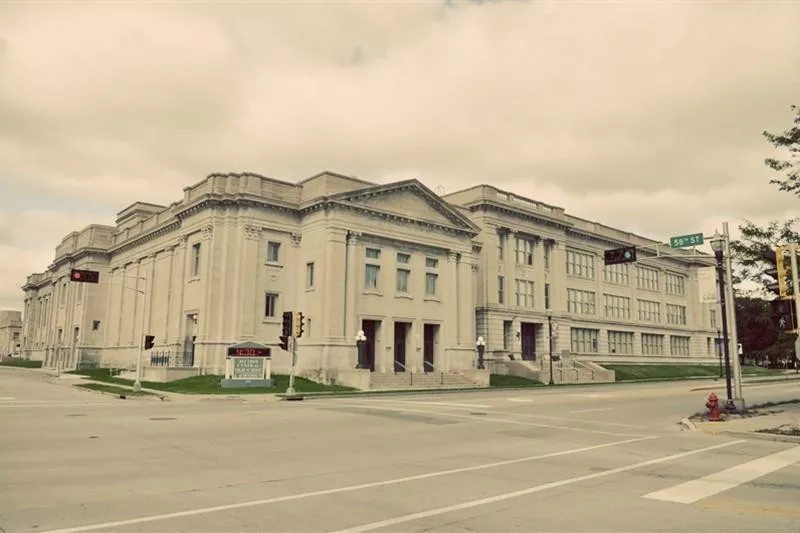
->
xmin=423 ymin=324 xmax=439 ymax=372
xmin=521 ymin=322 xmax=536 ymax=361
xmin=394 ymin=322 xmax=411 ymax=372
xmin=361 ymin=319 xmax=379 ymax=372
xmin=184 ymin=314 xmax=198 ymax=367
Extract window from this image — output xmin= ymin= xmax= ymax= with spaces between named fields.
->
xmin=266 ymin=241 xmax=281 ymax=263
xmin=642 ymin=333 xmax=664 ymax=355
xmin=604 ymin=294 xmax=631 ymax=320
xmin=608 ymin=331 xmax=634 ymax=354
xmin=638 ymin=299 xmax=660 ymax=322
xmin=498 ymin=232 xmax=505 ymax=260
xmin=515 ymin=237 xmax=534 ymax=266
xmin=365 ymin=265 xmax=380 ymax=290
xmin=604 ymin=263 xmax=629 ymax=285
xmin=92 ymin=320 xmax=101 ymax=331
xmin=544 ymin=241 xmax=551 ymax=269
xmin=515 ymin=279 xmax=534 ymax=307
xmin=366 ymin=247 xmax=381 ymax=259
xmin=191 ymin=243 xmax=201 ymax=277
xmin=710 ymin=309 xmax=717 ymax=328
xmin=425 ymin=272 xmax=438 ymax=296
xmin=566 ymin=249 xmax=595 ymax=279
xmin=498 ymin=276 xmax=505 ymax=304
xmin=503 ymin=320 xmax=513 ymax=350
xmin=306 ymin=262 xmax=315 ymax=288
xmin=567 ymin=289 xmax=596 ymax=315
xmin=264 ymin=293 xmax=278 ymax=318
xmin=571 ymin=328 xmax=599 ymax=353
xmin=670 ymin=335 xmax=690 ymax=356
xmin=544 ymin=283 xmax=551 ymax=310
xmin=637 ymin=266 xmax=659 ymax=291
xmin=396 ymin=252 xmax=411 ymax=264
xmin=665 ymin=272 xmax=686 ymax=295
xmin=396 ymin=269 xmax=410 ymax=293
xmin=666 ymin=304 xmax=687 ymax=325
xmin=426 ymin=257 xmax=439 ymax=268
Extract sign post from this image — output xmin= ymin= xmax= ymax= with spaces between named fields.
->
xmin=669 ymin=232 xmax=704 ymax=249
xmin=221 ymin=342 xmax=273 ymax=389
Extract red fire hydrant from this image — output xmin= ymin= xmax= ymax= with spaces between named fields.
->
xmin=706 ymin=392 xmax=721 ymax=421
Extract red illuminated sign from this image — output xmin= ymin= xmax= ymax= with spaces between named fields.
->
xmin=226 ymin=347 xmax=271 ymax=358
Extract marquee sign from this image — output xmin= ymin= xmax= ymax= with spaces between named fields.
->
xmin=226 ymin=341 xmax=271 ymax=358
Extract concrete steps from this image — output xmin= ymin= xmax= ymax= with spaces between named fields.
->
xmin=368 ymin=371 xmax=486 ymax=391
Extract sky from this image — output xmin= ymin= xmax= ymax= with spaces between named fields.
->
xmin=1 ymin=0 xmax=799 ymax=312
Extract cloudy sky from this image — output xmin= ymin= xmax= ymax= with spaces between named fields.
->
xmin=1 ymin=0 xmax=799 ymax=311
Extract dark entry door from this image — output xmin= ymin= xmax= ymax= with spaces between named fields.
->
xmin=394 ymin=322 xmax=408 ymax=372
xmin=521 ymin=323 xmax=536 ymax=361
xmin=423 ymin=324 xmax=436 ymax=372
xmin=362 ymin=319 xmax=377 ymax=371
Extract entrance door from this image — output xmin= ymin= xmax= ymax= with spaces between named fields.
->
xmin=361 ymin=319 xmax=378 ymax=372
xmin=394 ymin=322 xmax=410 ymax=372
xmin=521 ymin=322 xmax=536 ymax=361
xmin=423 ymin=324 xmax=438 ymax=372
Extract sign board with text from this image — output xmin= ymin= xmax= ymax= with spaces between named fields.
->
xmin=670 ymin=233 xmax=704 ymax=249
xmin=222 ymin=341 xmax=273 ymax=389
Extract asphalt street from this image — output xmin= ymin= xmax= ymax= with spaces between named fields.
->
xmin=1 ymin=368 xmax=799 ymax=533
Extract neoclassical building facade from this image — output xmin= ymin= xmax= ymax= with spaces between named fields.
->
xmin=20 ymin=171 xmax=720 ymax=386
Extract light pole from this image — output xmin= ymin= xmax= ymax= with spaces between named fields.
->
xmin=355 ymin=330 xmax=366 ymax=369
xmin=716 ymin=328 xmax=723 ymax=378
xmin=476 ymin=336 xmax=486 ymax=369
xmin=547 ymin=310 xmax=554 ymax=385
xmin=133 ymin=276 xmax=147 ymax=393
xmin=710 ymin=231 xmax=735 ymax=411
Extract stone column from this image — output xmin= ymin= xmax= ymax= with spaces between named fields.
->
xmin=214 ymin=222 xmax=231 ymax=343
xmin=345 ymin=231 xmax=360 ymax=339
xmin=163 ymin=245 xmax=176 ymax=343
xmin=146 ymin=254 xmax=157 ymax=339
xmin=198 ymin=224 xmax=215 ymax=372
xmin=170 ymin=236 xmax=188 ymax=345
xmin=444 ymin=251 xmax=460 ymax=362
xmin=239 ymin=224 xmax=260 ymax=338
xmin=116 ymin=265 xmax=127 ymax=346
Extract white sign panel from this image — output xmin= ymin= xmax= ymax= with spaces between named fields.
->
xmin=697 ymin=267 xmax=718 ymax=304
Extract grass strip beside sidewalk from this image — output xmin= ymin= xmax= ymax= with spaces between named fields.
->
xmin=604 ymin=364 xmax=780 ymax=382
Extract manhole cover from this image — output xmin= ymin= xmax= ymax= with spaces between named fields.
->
xmin=67 ymin=413 xmax=86 ymax=417
xmin=470 ymin=412 xmax=488 ymax=416
xmin=149 ymin=417 xmax=177 ymax=421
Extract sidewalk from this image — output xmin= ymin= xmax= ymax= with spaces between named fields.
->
xmin=694 ymin=404 xmax=800 ymax=444
xmin=689 ymin=373 xmax=800 ymax=392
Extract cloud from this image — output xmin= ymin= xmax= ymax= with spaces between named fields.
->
xmin=0 ymin=0 xmax=799 ymax=311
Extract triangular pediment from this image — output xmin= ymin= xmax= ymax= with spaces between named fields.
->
xmin=330 ymin=180 xmax=479 ymax=234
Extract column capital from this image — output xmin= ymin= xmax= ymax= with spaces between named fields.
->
xmin=447 ymin=251 xmax=459 ymax=263
xmin=347 ymin=231 xmax=361 ymax=246
xmin=201 ymin=225 xmax=214 ymax=241
xmin=176 ymin=235 xmax=189 ymax=249
xmin=243 ymin=224 xmax=261 ymax=241
xmin=291 ymin=233 xmax=302 ymax=247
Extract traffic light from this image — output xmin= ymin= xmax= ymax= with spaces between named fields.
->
xmin=604 ymin=246 xmax=637 ymax=266
xmin=770 ymin=298 xmax=797 ymax=331
xmin=293 ymin=311 xmax=305 ymax=338
xmin=70 ymin=269 xmax=100 ymax=284
xmin=776 ymin=246 xmax=790 ymax=297
xmin=144 ymin=335 xmax=155 ymax=350
xmin=281 ymin=311 xmax=293 ymax=337
xmin=278 ymin=336 xmax=290 ymax=351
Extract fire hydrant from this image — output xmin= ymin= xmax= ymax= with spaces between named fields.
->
xmin=706 ymin=392 xmax=721 ymax=421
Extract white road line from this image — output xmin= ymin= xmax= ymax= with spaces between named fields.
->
xmin=330 ymin=440 xmax=744 ymax=533
xmin=571 ymin=407 xmax=613 ymax=414
xmin=507 ymin=398 xmax=534 ymax=403
xmin=504 ymin=412 xmax=646 ymax=430
xmin=643 ymin=444 xmax=800 ymax=504
xmin=35 ymin=436 xmax=654 ymax=533
xmin=0 ymin=396 xmax=16 ymax=400
xmin=365 ymin=399 xmax=493 ymax=409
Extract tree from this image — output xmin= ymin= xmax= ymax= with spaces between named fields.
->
xmin=735 ymin=296 xmax=796 ymax=366
xmin=764 ymin=105 xmax=800 ymax=195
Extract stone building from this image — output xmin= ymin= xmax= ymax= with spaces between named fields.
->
xmin=20 ymin=171 xmax=719 ymax=387
xmin=0 ymin=310 xmax=22 ymax=357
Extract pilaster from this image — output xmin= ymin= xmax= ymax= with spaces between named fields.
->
xmin=345 ymin=231 xmax=360 ymax=339
xmin=445 ymin=251 xmax=459 ymax=351
xmin=163 ymin=245 xmax=176 ymax=343
xmin=199 ymin=224 xmax=215 ymax=371
xmin=239 ymin=224 xmax=260 ymax=338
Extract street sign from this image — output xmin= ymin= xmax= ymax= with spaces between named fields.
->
xmin=669 ymin=233 xmax=704 ymax=249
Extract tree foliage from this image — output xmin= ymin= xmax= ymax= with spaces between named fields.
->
xmin=729 ymin=218 xmax=799 ymax=295
xmin=735 ymin=296 xmax=796 ymax=364
xmin=764 ymin=105 xmax=800 ymax=195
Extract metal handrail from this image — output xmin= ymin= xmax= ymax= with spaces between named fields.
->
xmin=393 ymin=360 xmax=408 ymax=374
xmin=423 ymin=360 xmax=435 ymax=372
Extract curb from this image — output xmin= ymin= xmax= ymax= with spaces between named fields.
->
xmin=690 ymin=375 xmax=800 ymax=392
xmin=72 ymin=384 xmax=166 ymax=401
xmin=679 ymin=417 xmax=697 ymax=431
xmin=717 ymin=429 xmax=800 ymax=444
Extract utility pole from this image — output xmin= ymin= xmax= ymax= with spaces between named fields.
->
xmin=722 ymin=222 xmax=744 ymax=408
xmin=789 ymin=243 xmax=800 ymax=364
xmin=133 ymin=276 xmax=147 ymax=393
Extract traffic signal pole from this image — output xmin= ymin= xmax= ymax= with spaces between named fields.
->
xmin=723 ymin=222 xmax=743 ymax=407
xmin=790 ymin=243 xmax=800 ymax=364
xmin=133 ymin=276 xmax=147 ymax=393
xmin=286 ymin=336 xmax=297 ymax=396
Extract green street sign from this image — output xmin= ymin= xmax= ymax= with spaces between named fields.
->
xmin=670 ymin=232 xmax=704 ymax=249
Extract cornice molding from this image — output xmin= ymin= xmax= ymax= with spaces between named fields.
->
xmin=471 ymin=201 xmax=571 ymax=231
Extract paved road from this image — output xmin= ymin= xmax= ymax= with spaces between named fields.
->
xmin=1 ymin=368 xmax=799 ymax=533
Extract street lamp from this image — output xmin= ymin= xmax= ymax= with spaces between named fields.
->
xmin=355 ymin=330 xmax=367 ymax=369
xmin=476 ymin=336 xmax=486 ymax=369
xmin=716 ymin=328 xmax=723 ymax=378
xmin=547 ymin=310 xmax=555 ymax=386
xmin=710 ymin=230 xmax=736 ymax=411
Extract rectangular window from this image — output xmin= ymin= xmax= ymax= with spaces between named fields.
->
xmin=571 ymin=328 xmax=599 ymax=353
xmin=608 ymin=331 xmax=634 ymax=354
xmin=664 ymin=272 xmax=686 ymax=295
xmin=396 ymin=268 xmax=410 ymax=293
xmin=306 ymin=262 xmax=315 ymax=288
xmin=566 ymin=249 xmax=595 ymax=279
xmin=642 ymin=333 xmax=664 ymax=355
xmin=425 ymin=272 xmax=438 ymax=296
xmin=503 ymin=320 xmax=513 ymax=350
xmin=365 ymin=264 xmax=380 ymax=290
xmin=366 ymin=247 xmax=381 ymax=259
xmin=604 ymin=263 xmax=630 ymax=285
xmin=264 ymin=293 xmax=278 ymax=318
xmin=515 ymin=279 xmax=535 ymax=307
xmin=637 ymin=266 xmax=659 ymax=291
xmin=666 ymin=304 xmax=687 ymax=325
xmin=92 ymin=320 xmax=101 ymax=331
xmin=191 ymin=243 xmax=201 ymax=277
xmin=567 ymin=288 xmax=596 ymax=315
xmin=604 ymin=294 xmax=631 ymax=320
xmin=498 ymin=233 xmax=505 ymax=260
xmin=396 ymin=252 xmax=411 ymax=264
xmin=515 ymin=237 xmax=534 ymax=266
xmin=425 ymin=257 xmax=439 ymax=268
xmin=543 ymin=241 xmax=551 ymax=270
xmin=498 ymin=276 xmax=505 ymax=304
xmin=266 ymin=241 xmax=281 ymax=263
xmin=637 ymin=299 xmax=661 ymax=322
xmin=544 ymin=283 xmax=551 ymax=310
xmin=670 ymin=335 xmax=690 ymax=356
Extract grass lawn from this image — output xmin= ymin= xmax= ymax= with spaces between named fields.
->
xmin=604 ymin=364 xmax=782 ymax=382
xmin=69 ymin=368 xmax=355 ymax=394
xmin=490 ymin=374 xmax=544 ymax=388
xmin=75 ymin=382 xmax=156 ymax=397
xmin=0 ymin=358 xmax=43 ymax=368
